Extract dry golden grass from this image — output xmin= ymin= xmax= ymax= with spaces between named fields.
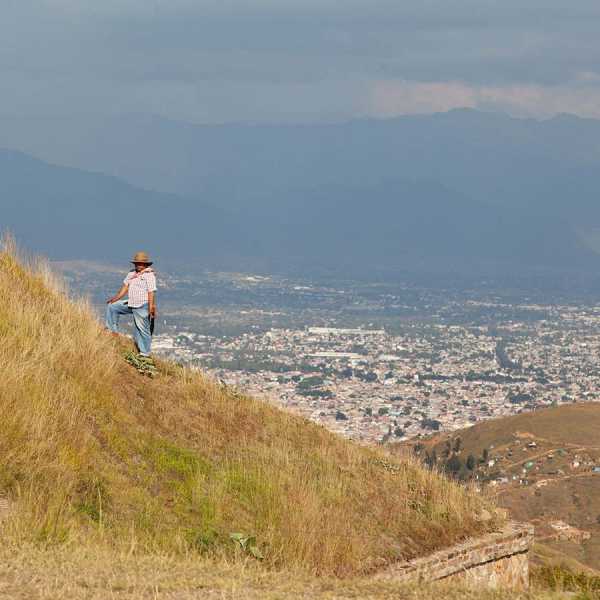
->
xmin=0 ymin=241 xmax=502 ymax=578
xmin=0 ymin=546 xmax=566 ymax=600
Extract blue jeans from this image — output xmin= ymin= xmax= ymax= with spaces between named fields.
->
xmin=105 ymin=300 xmax=152 ymax=356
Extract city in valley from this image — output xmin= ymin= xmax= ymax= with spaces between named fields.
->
xmin=58 ymin=261 xmax=600 ymax=444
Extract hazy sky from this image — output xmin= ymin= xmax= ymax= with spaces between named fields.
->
xmin=4 ymin=0 xmax=600 ymax=124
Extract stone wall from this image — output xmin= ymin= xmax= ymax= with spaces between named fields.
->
xmin=376 ymin=522 xmax=534 ymax=590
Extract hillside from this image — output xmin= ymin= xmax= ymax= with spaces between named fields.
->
xmin=406 ymin=403 xmax=600 ymax=572
xmin=0 ymin=149 xmax=256 ymax=265
xmin=0 ymin=241 xmax=501 ymax=582
xmin=4 ymin=110 xmax=600 ymax=276
xmin=6 ymin=110 xmax=600 ymax=207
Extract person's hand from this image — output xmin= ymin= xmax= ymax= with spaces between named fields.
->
xmin=106 ymin=296 xmax=118 ymax=304
xmin=149 ymin=305 xmax=156 ymax=318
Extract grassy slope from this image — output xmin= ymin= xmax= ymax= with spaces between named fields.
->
xmin=0 ymin=245 xmax=501 ymax=582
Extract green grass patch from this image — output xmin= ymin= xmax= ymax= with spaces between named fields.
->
xmin=149 ymin=440 xmax=212 ymax=479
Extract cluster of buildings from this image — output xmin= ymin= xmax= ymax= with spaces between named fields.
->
xmin=153 ymin=303 xmax=600 ymax=443
xmin=55 ymin=260 xmax=600 ymax=445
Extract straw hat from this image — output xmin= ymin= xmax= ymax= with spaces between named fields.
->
xmin=131 ymin=251 xmax=153 ymax=265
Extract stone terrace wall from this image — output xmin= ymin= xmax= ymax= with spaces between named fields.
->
xmin=377 ymin=522 xmax=534 ymax=590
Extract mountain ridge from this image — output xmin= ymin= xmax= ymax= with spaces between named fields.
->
xmin=2 ymin=143 xmax=599 ymax=278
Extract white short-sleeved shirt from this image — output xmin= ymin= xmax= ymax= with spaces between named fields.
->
xmin=124 ymin=268 xmax=157 ymax=308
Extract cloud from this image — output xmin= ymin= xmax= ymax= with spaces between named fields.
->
xmin=367 ymin=80 xmax=600 ymax=120
xmin=4 ymin=1 xmax=600 ymax=123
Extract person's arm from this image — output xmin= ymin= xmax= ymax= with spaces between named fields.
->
xmin=145 ymin=271 xmax=157 ymax=317
xmin=148 ymin=290 xmax=156 ymax=317
xmin=107 ymin=283 xmax=128 ymax=304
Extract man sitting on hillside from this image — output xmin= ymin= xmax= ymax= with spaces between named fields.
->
xmin=106 ymin=251 xmax=157 ymax=357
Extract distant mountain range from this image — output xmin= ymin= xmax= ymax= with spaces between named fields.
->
xmin=2 ymin=109 xmax=600 ymax=278
xmin=0 ymin=149 xmax=256 ymax=265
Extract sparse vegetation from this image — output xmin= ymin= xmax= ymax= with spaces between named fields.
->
xmin=532 ymin=564 xmax=600 ymax=599
xmin=406 ymin=402 xmax=600 ymax=574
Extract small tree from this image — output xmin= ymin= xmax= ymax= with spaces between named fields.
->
xmin=442 ymin=440 xmax=452 ymax=458
xmin=424 ymin=452 xmax=434 ymax=469
xmin=446 ymin=454 xmax=463 ymax=476
xmin=466 ymin=454 xmax=476 ymax=470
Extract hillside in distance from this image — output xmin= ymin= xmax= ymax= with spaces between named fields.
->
xmin=1 ymin=146 xmax=597 ymax=277
xmin=5 ymin=110 xmax=600 ymax=212
xmin=0 ymin=149 xmax=258 ymax=265
xmin=404 ymin=403 xmax=600 ymax=572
